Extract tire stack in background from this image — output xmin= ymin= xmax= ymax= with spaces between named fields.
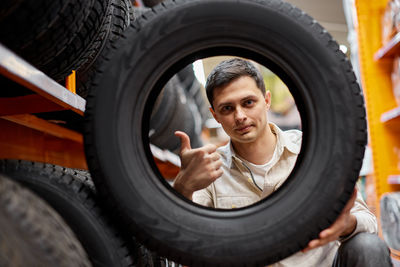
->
xmin=0 ymin=0 xmax=208 ymax=264
xmin=0 ymin=160 xmax=158 ymax=267
xmin=149 ymin=70 xmax=207 ymax=154
xmin=140 ymin=0 xmax=208 ymax=153
xmin=0 ymin=0 xmax=208 ymax=150
xmin=0 ymin=0 xmax=157 ymax=265
xmin=0 ymin=0 xmax=132 ymax=85
xmin=0 ymin=172 xmax=91 ymax=267
xmin=0 ymin=0 xmax=134 ymax=134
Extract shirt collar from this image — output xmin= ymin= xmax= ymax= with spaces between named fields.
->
xmin=217 ymin=122 xmax=302 ymax=169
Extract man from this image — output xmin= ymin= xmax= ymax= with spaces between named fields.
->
xmin=173 ymin=58 xmax=392 ymax=266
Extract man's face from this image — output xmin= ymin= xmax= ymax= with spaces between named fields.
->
xmin=210 ymin=76 xmax=271 ymax=144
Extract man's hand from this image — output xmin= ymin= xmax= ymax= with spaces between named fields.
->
xmin=173 ymin=131 xmax=223 ymax=200
xmin=302 ymin=189 xmax=358 ymax=253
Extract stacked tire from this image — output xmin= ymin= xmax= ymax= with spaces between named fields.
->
xmin=0 ymin=0 xmax=132 ymax=88
xmin=76 ymin=0 xmax=133 ymax=97
xmin=0 ymin=160 xmax=158 ymax=267
xmin=149 ymin=74 xmax=205 ymax=153
xmin=0 ymin=172 xmax=91 ymax=266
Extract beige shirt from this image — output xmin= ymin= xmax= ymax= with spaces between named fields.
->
xmin=193 ymin=123 xmax=377 ymax=267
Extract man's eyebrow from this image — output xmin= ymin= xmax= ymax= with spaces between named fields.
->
xmin=216 ymin=95 xmax=258 ymax=109
xmin=216 ymin=102 xmax=232 ymax=109
xmin=241 ymin=95 xmax=257 ymax=101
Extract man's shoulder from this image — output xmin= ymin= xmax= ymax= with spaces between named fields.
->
xmin=276 ymin=126 xmax=302 ymax=155
xmin=282 ymin=129 xmax=302 ymax=144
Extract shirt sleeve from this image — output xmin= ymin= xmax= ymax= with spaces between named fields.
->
xmin=340 ymin=185 xmax=378 ymax=242
xmin=192 ymin=187 xmax=214 ymax=207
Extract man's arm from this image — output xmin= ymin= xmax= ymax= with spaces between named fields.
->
xmin=173 ymin=131 xmax=223 ymax=200
xmin=302 ymin=187 xmax=374 ymax=252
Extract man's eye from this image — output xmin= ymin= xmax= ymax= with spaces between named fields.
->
xmin=245 ymin=100 xmax=254 ymax=105
xmin=221 ymin=106 xmax=232 ymax=112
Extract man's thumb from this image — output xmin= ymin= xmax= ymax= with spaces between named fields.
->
xmin=175 ymin=131 xmax=191 ymax=153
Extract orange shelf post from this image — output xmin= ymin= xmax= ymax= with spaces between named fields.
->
xmin=355 ymin=0 xmax=400 ymax=262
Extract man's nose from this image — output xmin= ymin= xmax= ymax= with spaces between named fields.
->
xmin=234 ymin=107 xmax=246 ymax=122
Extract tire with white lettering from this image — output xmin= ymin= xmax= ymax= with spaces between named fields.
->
xmin=84 ymin=0 xmax=367 ymax=266
xmin=0 ymin=173 xmax=90 ymax=267
xmin=0 ymin=159 xmax=152 ymax=267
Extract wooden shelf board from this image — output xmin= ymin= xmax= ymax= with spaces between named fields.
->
xmin=375 ymin=32 xmax=400 ymax=60
xmin=388 ymin=175 xmax=400 ymax=184
xmin=0 ymin=94 xmax=66 ymax=116
xmin=0 ymin=119 xmax=87 ymax=170
xmin=380 ymin=106 xmax=400 ymax=123
xmin=0 ymin=43 xmax=85 ymax=115
xmin=1 ymin=114 xmax=83 ymax=143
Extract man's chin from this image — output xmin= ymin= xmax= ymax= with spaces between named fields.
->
xmin=231 ymin=134 xmax=256 ymax=144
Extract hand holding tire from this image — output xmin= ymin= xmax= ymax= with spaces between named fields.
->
xmin=303 ymin=189 xmax=358 ymax=252
xmin=173 ymin=131 xmax=223 ymax=200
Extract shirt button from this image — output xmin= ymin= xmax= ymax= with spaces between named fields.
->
xmin=232 ymin=205 xmax=236 ymax=208
xmin=247 ymin=177 xmax=252 ymax=183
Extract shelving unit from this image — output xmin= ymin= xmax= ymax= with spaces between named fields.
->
xmin=375 ymin=32 xmax=400 ymax=60
xmin=355 ymin=0 xmax=400 ymax=261
xmin=0 ymin=43 xmax=179 ymax=178
xmin=0 ymin=44 xmax=87 ymax=169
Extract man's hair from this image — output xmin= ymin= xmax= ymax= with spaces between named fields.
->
xmin=205 ymin=58 xmax=266 ymax=108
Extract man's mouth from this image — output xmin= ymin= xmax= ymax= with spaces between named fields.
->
xmin=235 ymin=125 xmax=252 ymax=133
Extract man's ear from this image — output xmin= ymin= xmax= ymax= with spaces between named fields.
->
xmin=209 ymin=107 xmax=220 ymax=123
xmin=265 ymin=90 xmax=271 ymax=109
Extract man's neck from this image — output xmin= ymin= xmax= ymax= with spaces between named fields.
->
xmin=232 ymin=124 xmax=277 ymax=165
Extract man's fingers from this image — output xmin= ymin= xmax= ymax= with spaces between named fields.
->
xmin=303 ymin=235 xmax=336 ymax=253
xmin=319 ymin=228 xmax=340 ymax=241
xmin=308 ymin=239 xmax=320 ymax=248
xmin=208 ymin=152 xmax=220 ymax=161
xmin=213 ymin=159 xmax=223 ymax=170
xmin=319 ymin=229 xmax=333 ymax=239
xmin=175 ymin=131 xmax=192 ymax=154
xmin=211 ymin=168 xmax=223 ymax=180
xmin=302 ymin=240 xmax=320 ymax=253
xmin=202 ymin=143 xmax=217 ymax=154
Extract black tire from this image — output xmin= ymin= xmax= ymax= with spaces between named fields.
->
xmin=42 ymin=0 xmax=113 ymax=82
xmin=177 ymin=65 xmax=196 ymax=90
xmin=0 ymin=0 xmax=24 ymax=21
xmin=142 ymin=0 xmax=163 ymax=7
xmin=0 ymin=0 xmax=93 ymax=73
xmin=150 ymin=76 xmax=203 ymax=153
xmin=177 ymin=65 xmax=210 ymax=126
xmin=131 ymin=6 xmax=151 ymax=19
xmin=76 ymin=0 xmax=132 ymax=97
xmin=0 ymin=173 xmax=90 ymax=267
xmin=84 ymin=0 xmax=367 ymax=266
xmin=0 ymin=159 xmax=152 ymax=267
